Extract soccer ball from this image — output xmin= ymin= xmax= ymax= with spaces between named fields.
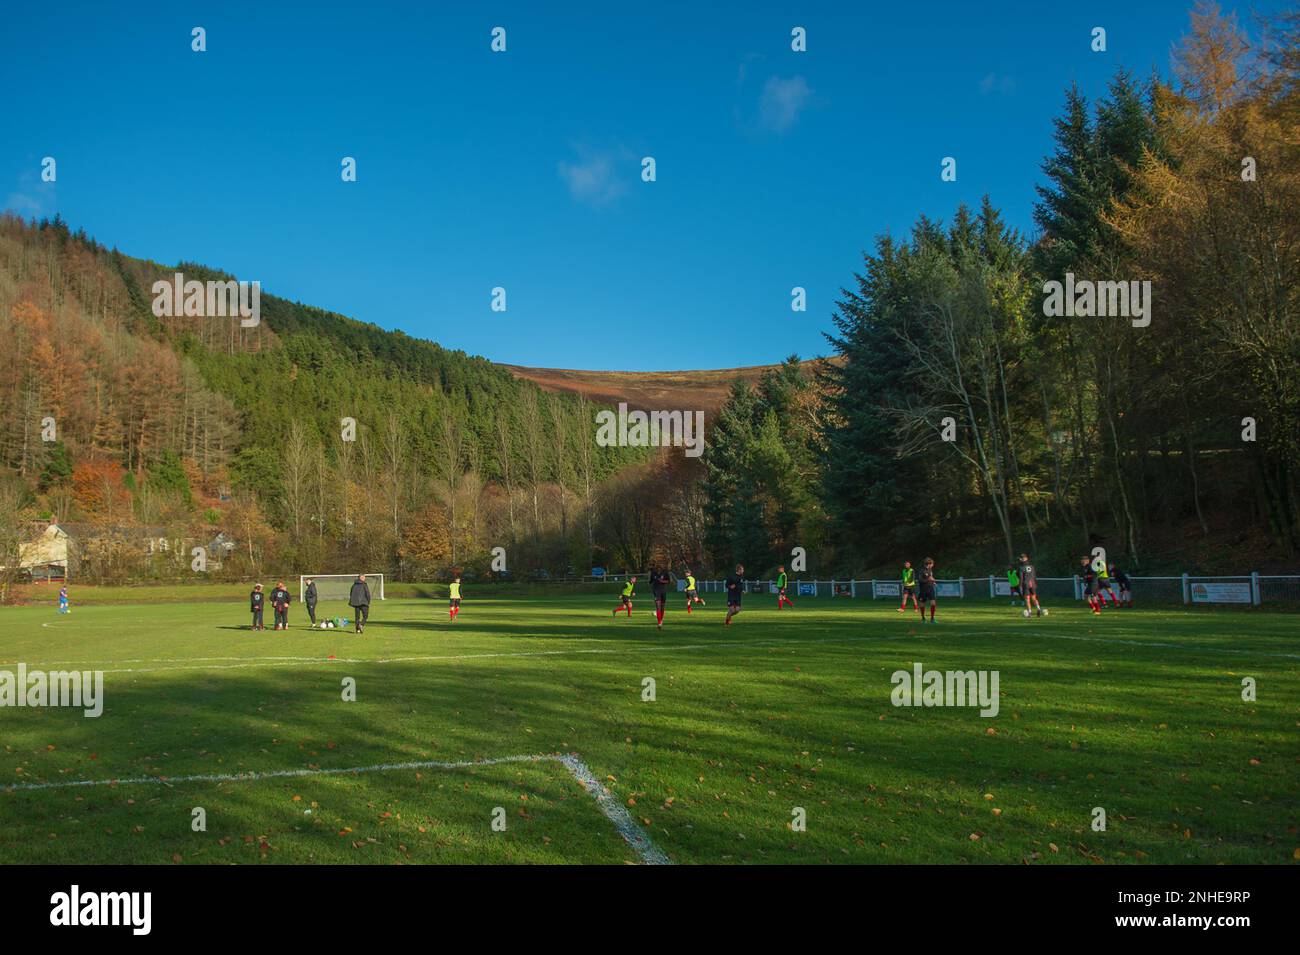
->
xmin=1041 ymin=608 xmax=1049 ymax=617
xmin=1022 ymin=609 xmax=1031 ymax=618
xmin=324 ymin=621 xmax=333 ymax=629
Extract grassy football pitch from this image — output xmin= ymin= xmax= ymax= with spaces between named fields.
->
xmin=1 ymin=591 xmax=1296 ymax=864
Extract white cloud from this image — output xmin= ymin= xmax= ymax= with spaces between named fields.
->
xmin=979 ymin=72 xmax=1016 ymax=95
xmin=3 ymin=169 xmax=55 ymax=218
xmin=759 ymin=75 xmax=812 ymax=133
xmin=558 ymin=147 xmax=628 ymax=208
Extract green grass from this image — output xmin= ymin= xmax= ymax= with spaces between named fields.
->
xmin=1 ymin=591 xmax=1296 ymax=864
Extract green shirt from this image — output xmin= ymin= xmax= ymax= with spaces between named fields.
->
xmin=777 ymin=572 xmax=787 ymax=589
xmin=1007 ymin=570 xmax=1019 ymax=587
xmin=621 ymin=581 xmax=635 ymax=597
xmin=902 ymin=567 xmax=915 ymax=587
xmin=685 ymin=575 xmax=696 ymax=590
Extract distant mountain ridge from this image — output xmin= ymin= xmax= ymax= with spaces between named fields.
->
xmin=498 ymin=359 xmax=836 ymax=415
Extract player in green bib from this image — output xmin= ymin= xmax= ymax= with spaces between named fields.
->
xmin=898 ymin=561 xmax=919 ymax=613
xmin=775 ymin=566 xmax=794 ymax=609
xmin=683 ymin=569 xmax=705 ymax=614
xmin=448 ymin=576 xmax=462 ymax=622
xmin=613 ymin=576 xmax=636 ymax=618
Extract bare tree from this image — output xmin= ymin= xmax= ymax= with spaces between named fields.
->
xmin=574 ymin=394 xmax=597 ymax=568
xmin=518 ymin=389 xmax=546 ymax=533
xmin=891 ymin=269 xmax=1016 ymax=561
xmin=282 ymin=421 xmax=313 ymax=542
xmin=548 ymin=395 xmax=573 ymax=546
xmin=494 ymin=413 xmax=518 ymax=539
xmin=0 ymin=480 xmax=29 ymax=602
xmin=382 ymin=412 xmax=407 ymax=549
xmin=432 ymin=401 xmax=467 ymax=563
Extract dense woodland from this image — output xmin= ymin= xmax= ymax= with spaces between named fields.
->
xmin=702 ymin=6 xmax=1300 ymax=576
xmin=1 ymin=5 xmax=1297 ymax=588
xmin=0 ymin=216 xmax=646 ymax=585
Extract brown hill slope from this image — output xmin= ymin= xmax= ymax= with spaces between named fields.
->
xmin=499 ymin=359 xmax=836 ymax=414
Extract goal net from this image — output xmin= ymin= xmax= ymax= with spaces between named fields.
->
xmin=300 ymin=574 xmax=385 ymax=603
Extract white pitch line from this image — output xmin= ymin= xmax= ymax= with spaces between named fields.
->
xmin=0 ymin=752 xmax=671 ymax=865
xmin=557 ymin=753 xmax=671 ymax=865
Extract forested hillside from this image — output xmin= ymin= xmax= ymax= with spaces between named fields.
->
xmin=0 ymin=215 xmax=646 ymax=583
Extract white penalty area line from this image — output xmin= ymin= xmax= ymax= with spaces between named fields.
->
xmin=0 ymin=752 xmax=671 ymax=865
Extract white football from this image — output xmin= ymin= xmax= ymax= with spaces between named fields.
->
xmin=1022 ymin=609 xmax=1031 ymax=618
xmin=1041 ymin=608 xmax=1049 ymax=616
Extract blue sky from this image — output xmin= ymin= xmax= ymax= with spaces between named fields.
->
xmin=2 ymin=0 xmax=1284 ymax=370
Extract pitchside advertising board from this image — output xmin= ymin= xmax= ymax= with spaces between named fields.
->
xmin=874 ymin=581 xmax=961 ymax=597
xmin=797 ymin=582 xmax=816 ymax=596
xmin=994 ymin=580 xmax=1013 ymax=596
xmin=1191 ymin=581 xmax=1253 ymax=604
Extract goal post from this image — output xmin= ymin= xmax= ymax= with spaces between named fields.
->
xmin=300 ymin=574 xmax=385 ymax=603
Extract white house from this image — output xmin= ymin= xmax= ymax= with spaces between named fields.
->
xmin=14 ymin=522 xmax=74 ymax=580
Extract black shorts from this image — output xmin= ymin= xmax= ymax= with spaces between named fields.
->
xmin=653 ymin=590 xmax=667 ymax=603
xmin=620 ymin=595 xmax=633 ymax=606
xmin=728 ymin=597 xmax=742 ymax=608
xmin=918 ymin=585 xmax=936 ymax=602
xmin=685 ymin=589 xmax=697 ymax=598
xmin=1087 ymin=578 xmax=1101 ymax=595
xmin=1022 ymin=584 xmax=1037 ymax=596
xmin=449 ymin=598 xmax=460 ymax=608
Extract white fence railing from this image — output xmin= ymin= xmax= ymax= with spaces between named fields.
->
xmin=685 ymin=574 xmax=1300 ymax=605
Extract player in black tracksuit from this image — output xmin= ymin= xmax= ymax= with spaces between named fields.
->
xmin=724 ymin=564 xmax=745 ymax=627
xmin=1110 ymin=564 xmax=1133 ymax=607
xmin=304 ymin=578 xmax=319 ymax=627
xmin=917 ymin=558 xmax=938 ymax=623
xmin=649 ymin=568 xmax=671 ymax=629
xmin=349 ymin=575 xmax=371 ymax=633
xmin=1081 ymin=556 xmax=1102 ymax=614
xmin=250 ymin=584 xmax=266 ymax=631
xmin=270 ymin=582 xmax=292 ymax=630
